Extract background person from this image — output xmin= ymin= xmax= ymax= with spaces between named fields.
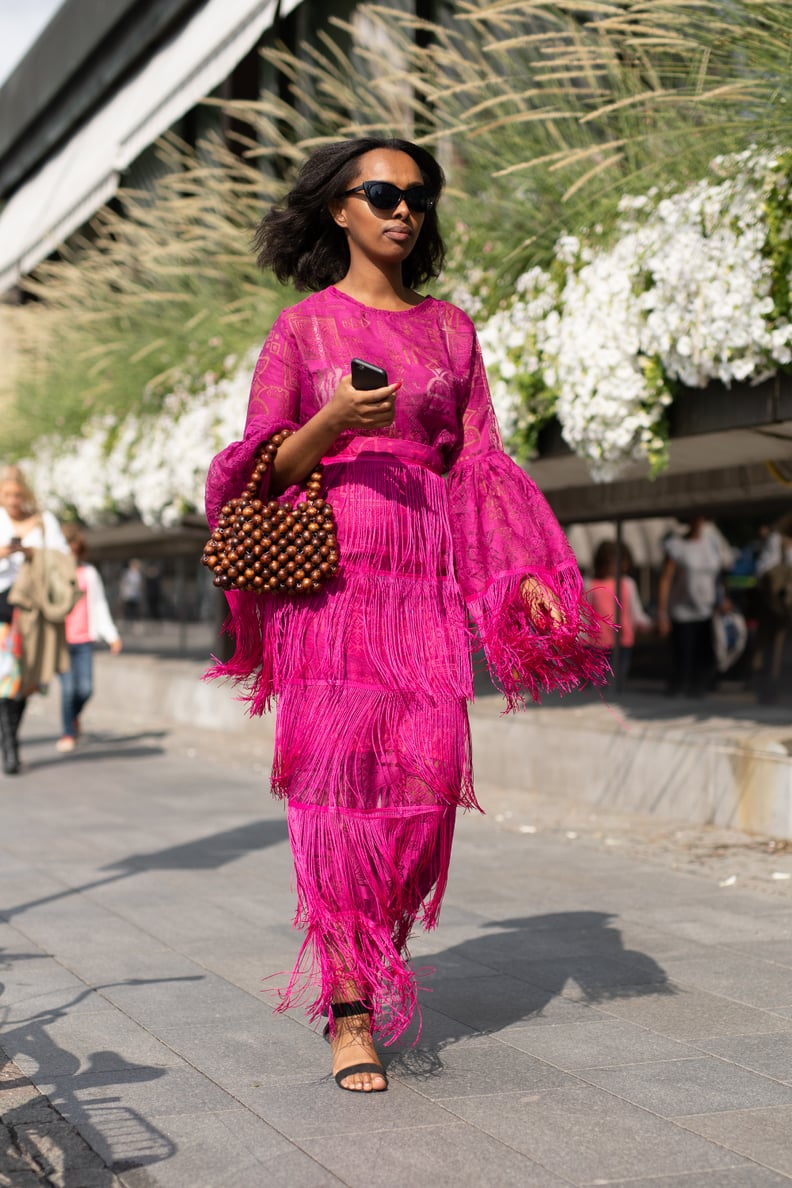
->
xmin=57 ymin=525 xmax=123 ymax=753
xmin=657 ymin=517 xmax=731 ymax=698
xmin=0 ymin=465 xmax=71 ymax=775
xmin=753 ymin=512 xmax=792 ymax=704
xmin=206 ymin=136 xmax=609 ymax=1094
xmin=586 ymin=540 xmax=653 ymax=682
xmin=119 ymin=559 xmax=143 ymax=623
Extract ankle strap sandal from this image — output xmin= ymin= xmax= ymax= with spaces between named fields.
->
xmin=324 ymin=1000 xmax=388 ymax=1092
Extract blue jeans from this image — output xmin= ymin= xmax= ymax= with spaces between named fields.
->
xmin=59 ymin=642 xmax=94 ymax=737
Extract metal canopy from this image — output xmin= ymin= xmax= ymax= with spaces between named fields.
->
xmin=0 ymin=0 xmax=303 ymax=293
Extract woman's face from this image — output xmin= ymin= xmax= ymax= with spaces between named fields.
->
xmin=332 ymin=148 xmax=427 ymax=271
xmin=0 ymin=481 xmax=26 ymax=520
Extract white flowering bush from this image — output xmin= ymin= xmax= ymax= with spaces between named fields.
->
xmin=481 ymin=149 xmax=792 ymax=479
xmin=25 ymin=351 xmax=256 ymax=527
xmin=21 ymin=149 xmax=792 ymax=522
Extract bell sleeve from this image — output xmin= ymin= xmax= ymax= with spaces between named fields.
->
xmin=203 ymin=312 xmax=303 ymax=713
xmin=205 ymin=311 xmax=302 ymax=530
xmin=446 ymin=327 xmax=611 ymax=708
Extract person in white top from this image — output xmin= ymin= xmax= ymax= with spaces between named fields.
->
xmin=0 ymin=465 xmax=70 ymax=774
xmin=657 ymin=517 xmax=730 ymax=698
xmin=57 ymin=525 xmax=122 ymax=752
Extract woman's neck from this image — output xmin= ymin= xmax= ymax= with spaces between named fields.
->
xmin=334 ymin=261 xmax=421 ymax=310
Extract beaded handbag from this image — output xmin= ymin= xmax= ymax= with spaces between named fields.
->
xmin=201 ymin=430 xmax=339 ymax=595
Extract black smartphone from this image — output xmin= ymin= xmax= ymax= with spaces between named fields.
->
xmin=9 ymin=537 xmax=22 ymax=548
xmin=351 ymin=358 xmax=389 ymax=390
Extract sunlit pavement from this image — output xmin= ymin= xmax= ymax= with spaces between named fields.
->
xmin=2 ymin=691 xmax=792 ymax=1187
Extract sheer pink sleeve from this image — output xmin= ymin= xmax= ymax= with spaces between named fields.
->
xmin=203 ymin=313 xmax=302 ymax=713
xmin=447 ymin=330 xmax=610 ymax=708
xmin=205 ymin=312 xmax=301 ymax=529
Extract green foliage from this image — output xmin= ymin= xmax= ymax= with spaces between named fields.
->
xmin=5 ymin=1 xmax=792 ymax=458
xmin=4 ymin=136 xmax=290 ymax=457
xmin=510 ymin=371 xmax=558 ymax=465
xmin=764 ymin=149 xmax=792 ymax=325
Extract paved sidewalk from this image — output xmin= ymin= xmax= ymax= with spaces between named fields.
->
xmin=3 ymin=697 xmax=792 ymax=1186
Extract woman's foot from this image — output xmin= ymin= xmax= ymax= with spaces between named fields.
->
xmin=329 ymin=1004 xmax=387 ymax=1092
xmin=56 ymin=735 xmax=76 ymax=753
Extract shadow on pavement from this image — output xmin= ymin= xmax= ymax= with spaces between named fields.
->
xmin=0 ymin=818 xmax=290 ymax=920
xmin=392 ymin=911 xmax=672 ymax=1078
xmin=0 ymin=977 xmax=190 ymax=1180
xmin=21 ymin=728 xmax=170 ymax=772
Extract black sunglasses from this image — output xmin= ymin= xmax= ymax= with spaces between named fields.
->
xmin=341 ymin=180 xmax=436 ymax=213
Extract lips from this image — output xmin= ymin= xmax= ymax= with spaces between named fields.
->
xmin=384 ymin=225 xmax=412 ymax=242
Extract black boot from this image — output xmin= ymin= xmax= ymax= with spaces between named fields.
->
xmin=0 ymin=698 xmax=20 ymax=775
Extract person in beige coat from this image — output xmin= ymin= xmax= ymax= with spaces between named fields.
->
xmin=0 ymin=465 xmax=74 ymax=774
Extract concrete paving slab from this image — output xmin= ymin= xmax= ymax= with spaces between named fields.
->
xmin=109 ymin=1110 xmax=344 ymax=1188
xmin=595 ymin=986 xmax=792 ymax=1040
xmin=1 ymin=984 xmax=118 ymax=1022
xmin=95 ymin=970 xmax=269 ymax=1030
xmin=154 ymin=1017 xmax=327 ymax=1087
xmin=441 ymin=1084 xmax=750 ymax=1183
xmin=230 ymin=1076 xmax=459 ymax=1139
xmin=659 ymin=951 xmax=792 ymax=1009
xmin=579 ymin=1056 xmax=792 ymax=1116
xmin=38 ymin=1066 xmax=234 ymax=1122
xmin=297 ymin=1120 xmax=572 ymax=1187
xmin=619 ymin=901 xmax=792 ymax=945
xmin=499 ymin=1016 xmax=696 ymax=1069
xmin=720 ymin=939 xmax=792 ymax=970
xmin=605 ymin=1168 xmax=792 ymax=1186
xmin=390 ymin=1033 xmax=580 ymax=1099
xmin=5 ymin=696 xmax=792 ymax=1184
xmin=406 ymin=970 xmax=590 ymax=1034
xmin=696 ymin=1033 xmax=792 ymax=1084
xmin=681 ymin=1106 xmax=792 ymax=1178
xmin=2 ymin=1009 xmax=184 ymax=1078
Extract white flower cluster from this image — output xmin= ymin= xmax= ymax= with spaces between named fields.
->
xmin=24 ymin=351 xmax=257 ymax=527
xmin=482 ymin=150 xmax=792 ymax=478
xmin=19 ymin=151 xmax=792 ymax=522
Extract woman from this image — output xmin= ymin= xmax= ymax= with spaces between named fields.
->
xmin=586 ymin=540 xmax=652 ymax=681
xmin=657 ymin=516 xmax=729 ymax=697
xmin=57 ymin=525 xmax=122 ymax=753
xmin=206 ymin=138 xmax=608 ymax=1092
xmin=0 ymin=465 xmax=70 ymax=774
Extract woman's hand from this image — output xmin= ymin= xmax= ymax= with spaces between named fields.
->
xmin=327 ymin=375 xmax=401 ymax=432
xmin=520 ymin=576 xmax=565 ymax=629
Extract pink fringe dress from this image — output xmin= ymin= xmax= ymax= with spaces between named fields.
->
xmin=205 ymin=286 xmax=609 ymax=1041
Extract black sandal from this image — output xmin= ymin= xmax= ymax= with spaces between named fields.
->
xmin=325 ymin=1000 xmax=388 ymax=1092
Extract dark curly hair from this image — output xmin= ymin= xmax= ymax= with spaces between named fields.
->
xmin=255 ymin=138 xmax=445 ymax=291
